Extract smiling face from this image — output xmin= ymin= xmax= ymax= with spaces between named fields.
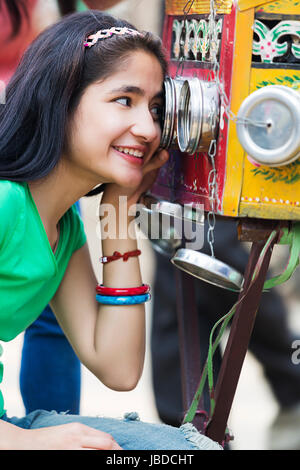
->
xmin=64 ymin=50 xmax=164 ymax=190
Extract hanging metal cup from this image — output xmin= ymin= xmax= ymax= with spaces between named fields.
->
xmin=138 ymin=196 xmax=182 ymax=257
xmin=177 ymin=77 xmax=220 ymax=155
xmin=171 ymin=248 xmax=244 ymax=291
xmin=137 ymin=195 xmax=204 ymax=257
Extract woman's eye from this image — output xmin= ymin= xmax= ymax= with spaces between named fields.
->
xmin=115 ymin=97 xmax=131 ymax=106
xmin=151 ymin=105 xmax=163 ymax=121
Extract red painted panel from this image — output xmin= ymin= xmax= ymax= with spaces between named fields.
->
xmin=152 ymin=5 xmax=237 ymax=214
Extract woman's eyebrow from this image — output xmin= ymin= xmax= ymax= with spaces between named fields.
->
xmin=109 ymin=85 xmax=163 ymax=100
xmin=110 ymin=85 xmax=144 ymax=96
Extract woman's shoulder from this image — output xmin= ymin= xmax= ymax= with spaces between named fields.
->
xmin=0 ymin=181 xmax=27 ymax=249
xmin=0 ymin=180 xmax=26 ymax=206
xmin=0 ymin=181 xmax=25 ymax=235
xmin=0 ymin=180 xmax=26 ymax=202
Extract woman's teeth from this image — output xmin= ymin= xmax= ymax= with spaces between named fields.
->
xmin=114 ymin=146 xmax=144 ymax=158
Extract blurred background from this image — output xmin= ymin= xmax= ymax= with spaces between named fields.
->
xmin=1 ymin=0 xmax=300 ymax=450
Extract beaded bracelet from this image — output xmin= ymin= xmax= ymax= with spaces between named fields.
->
xmin=96 ymin=293 xmax=151 ymax=305
xmin=96 ymin=284 xmax=150 ymax=296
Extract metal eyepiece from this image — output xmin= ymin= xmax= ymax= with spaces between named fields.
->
xmin=177 ymin=78 xmax=203 ymax=154
xmin=160 ymin=77 xmax=185 ymax=149
xmin=160 ymin=76 xmax=220 ymax=154
xmin=160 ymin=77 xmax=176 ymax=149
xmin=177 ymin=78 xmax=220 ymax=155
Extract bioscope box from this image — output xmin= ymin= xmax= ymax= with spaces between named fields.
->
xmin=151 ymin=0 xmax=300 ymax=220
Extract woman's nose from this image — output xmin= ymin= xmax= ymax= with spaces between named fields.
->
xmin=131 ymin=108 xmax=159 ymax=143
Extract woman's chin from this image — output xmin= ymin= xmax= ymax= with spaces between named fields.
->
xmin=115 ymin=172 xmax=143 ymax=189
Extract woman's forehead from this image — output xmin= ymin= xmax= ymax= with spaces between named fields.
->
xmin=95 ymin=51 xmax=164 ymax=95
xmin=110 ymin=50 xmax=163 ymax=80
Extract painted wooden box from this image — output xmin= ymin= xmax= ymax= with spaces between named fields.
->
xmin=151 ymin=0 xmax=300 ymax=220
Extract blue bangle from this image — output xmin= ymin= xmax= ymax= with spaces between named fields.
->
xmin=96 ymin=293 xmax=151 ymax=305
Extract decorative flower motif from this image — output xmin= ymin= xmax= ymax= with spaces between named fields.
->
xmin=172 ymin=19 xmax=184 ymax=60
xmin=191 ymin=19 xmax=202 ymax=59
xmin=171 ymin=18 xmax=222 ymax=62
xmin=253 ymin=19 xmax=300 ymax=63
xmin=183 ymin=21 xmax=194 ymax=59
xmin=292 ymin=39 xmax=300 ymax=60
xmin=199 ymin=19 xmax=209 ymax=61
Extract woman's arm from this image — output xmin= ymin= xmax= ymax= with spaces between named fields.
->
xmin=50 ymin=198 xmax=145 ymax=391
xmin=50 ymin=150 xmax=169 ymax=391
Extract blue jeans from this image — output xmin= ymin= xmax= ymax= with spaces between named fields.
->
xmin=20 ymin=305 xmax=81 ymax=414
xmin=1 ymin=410 xmax=222 ymax=450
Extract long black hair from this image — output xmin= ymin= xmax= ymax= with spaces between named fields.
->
xmin=0 ymin=10 xmax=167 ymax=195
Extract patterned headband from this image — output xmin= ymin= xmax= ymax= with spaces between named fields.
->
xmin=84 ymin=27 xmax=143 ymax=48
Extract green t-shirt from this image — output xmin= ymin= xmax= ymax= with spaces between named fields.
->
xmin=0 ymin=180 xmax=87 ymax=417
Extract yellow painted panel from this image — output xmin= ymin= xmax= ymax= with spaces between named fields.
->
xmin=239 ymin=69 xmax=300 ymax=220
xmin=239 ymin=201 xmax=300 ymax=220
xmin=238 ymin=0 xmax=274 ymax=12
xmin=257 ymin=0 xmax=300 ymax=14
xmin=165 ymin=0 xmax=233 ymax=15
xmin=222 ymin=8 xmax=254 ymax=216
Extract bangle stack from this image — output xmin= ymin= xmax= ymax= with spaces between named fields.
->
xmin=97 ymin=250 xmax=150 ymax=305
xmin=96 ymin=284 xmax=151 ymax=305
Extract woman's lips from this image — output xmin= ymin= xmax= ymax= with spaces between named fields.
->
xmin=112 ymin=146 xmax=144 ymax=166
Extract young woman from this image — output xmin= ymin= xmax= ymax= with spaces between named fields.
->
xmin=1 ymin=0 xmax=127 ymax=417
xmin=0 ymin=10 xmax=221 ymax=450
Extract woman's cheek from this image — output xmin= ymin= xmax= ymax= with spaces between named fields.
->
xmin=152 ymin=126 xmax=162 ymax=155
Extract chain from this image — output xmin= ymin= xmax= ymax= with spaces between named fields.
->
xmin=209 ymin=0 xmax=218 ymax=63
xmin=205 ymin=0 xmax=219 ymax=257
xmin=205 ymin=1 xmax=266 ymax=258
xmin=212 ymin=59 xmax=267 ymax=127
xmin=175 ymin=0 xmax=265 ymax=255
xmin=176 ymin=0 xmax=195 ymax=76
xmin=207 ymin=139 xmax=217 ymax=257
xmin=209 ymin=1 xmax=268 ymax=128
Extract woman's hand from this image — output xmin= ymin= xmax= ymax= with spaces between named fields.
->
xmin=2 ymin=421 xmax=122 ymax=450
xmin=102 ymin=149 xmax=169 ymax=208
xmin=130 ymin=148 xmax=169 ymax=206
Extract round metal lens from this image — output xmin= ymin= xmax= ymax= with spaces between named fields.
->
xmin=237 ymin=85 xmax=300 ymax=166
xmin=160 ymin=77 xmax=176 ymax=149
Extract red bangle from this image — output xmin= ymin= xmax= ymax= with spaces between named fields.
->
xmin=96 ymin=284 xmax=150 ymax=296
xmin=100 ymin=250 xmax=141 ymax=264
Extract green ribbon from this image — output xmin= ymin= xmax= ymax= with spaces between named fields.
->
xmin=263 ymin=222 xmax=300 ymax=290
xmin=183 ymin=303 xmax=237 ymax=424
xmin=184 ymin=222 xmax=300 ymax=426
